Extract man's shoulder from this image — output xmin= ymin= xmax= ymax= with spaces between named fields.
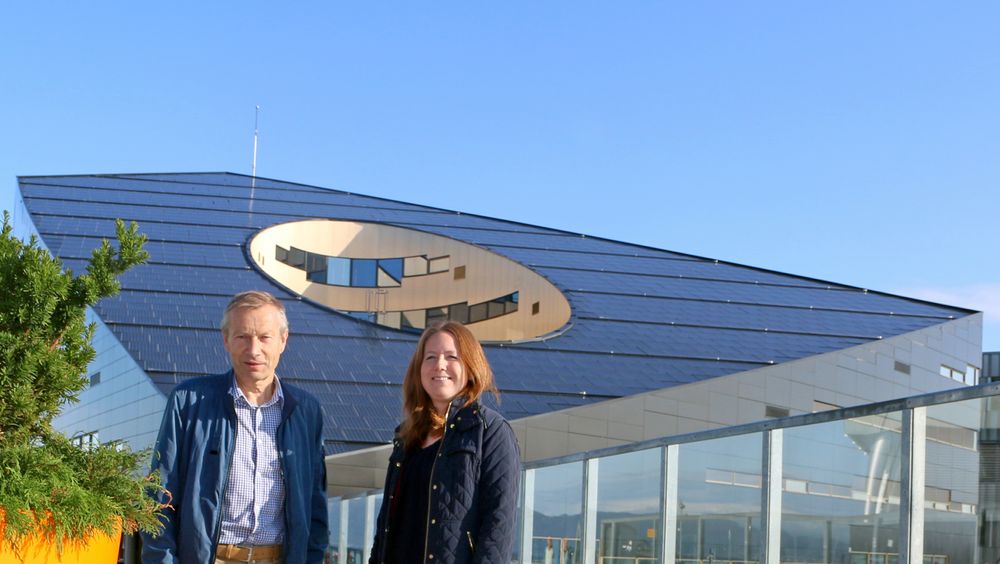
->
xmin=170 ymin=372 xmax=232 ymax=397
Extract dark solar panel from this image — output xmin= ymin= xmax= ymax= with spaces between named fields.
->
xmin=18 ymin=172 xmax=974 ymax=453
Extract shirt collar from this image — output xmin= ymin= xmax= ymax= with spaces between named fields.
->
xmin=230 ymin=373 xmax=284 ymax=408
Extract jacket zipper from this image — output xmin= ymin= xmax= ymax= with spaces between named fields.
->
xmin=422 ymin=400 xmax=452 ymax=564
xmin=466 ymin=530 xmax=475 ymax=553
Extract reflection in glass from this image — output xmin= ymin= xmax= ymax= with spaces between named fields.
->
xmin=429 ymin=255 xmax=450 ymax=273
xmin=378 ymin=258 xmax=403 ymax=283
xmin=351 ymin=259 xmax=377 ymax=287
xmin=782 ymin=413 xmax=903 ymax=564
xmin=529 ymin=463 xmax=583 ymax=563
xmin=327 ymin=497 xmax=342 ymax=562
xmin=404 ymin=255 xmax=428 ymax=276
xmin=925 ymin=398 xmax=984 ymax=563
xmin=596 ymin=449 xmax=662 ymax=563
xmin=677 ymin=434 xmax=762 ymax=563
xmin=327 ymin=257 xmax=351 ymax=286
xmin=347 ymin=497 xmax=366 ymax=564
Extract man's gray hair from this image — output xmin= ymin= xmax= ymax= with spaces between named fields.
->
xmin=221 ymin=290 xmax=289 ymax=334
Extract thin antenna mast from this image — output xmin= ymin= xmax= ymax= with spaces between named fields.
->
xmin=251 ymin=105 xmax=261 ymax=182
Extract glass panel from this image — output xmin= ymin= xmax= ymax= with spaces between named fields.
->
xmin=351 ymin=259 xmax=377 ymax=287
xmin=305 ymin=252 xmax=327 ymax=282
xmin=377 ymin=311 xmax=401 ymax=329
xmin=488 ymin=299 xmax=506 ymax=319
xmin=506 ymin=292 xmax=519 ymax=314
xmin=469 ymin=303 xmax=488 ymax=324
xmin=327 ymin=497 xmax=342 ymax=562
xmin=378 ymin=258 xmax=403 ymax=282
xmin=346 ymin=496 xmax=366 ymax=563
xmin=404 ymin=255 xmax=428 ymax=276
xmin=286 ymin=247 xmax=306 ymax=269
xmin=677 ymin=433 xmax=762 ymax=564
xmin=428 ymin=255 xmax=450 ymax=273
xmin=924 ymin=398 xmax=986 ymax=563
xmin=596 ymin=448 xmax=662 ymax=562
xmin=448 ymin=302 xmax=469 ymax=324
xmin=327 ymin=257 xmax=351 ymax=286
xmin=782 ymin=412 xmax=903 ymax=564
xmin=402 ymin=309 xmax=426 ymax=330
xmin=426 ymin=307 xmax=448 ymax=326
xmin=376 ymin=266 xmax=402 ymax=287
xmin=529 ymin=462 xmax=583 ymax=563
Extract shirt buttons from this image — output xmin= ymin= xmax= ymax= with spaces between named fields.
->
xmin=395 ymin=462 xmax=401 ymax=467
xmin=430 ymin=518 xmax=436 ymax=524
xmin=449 ymin=423 xmax=455 ymax=429
xmin=428 ymin=554 xmax=434 ymax=559
xmin=432 ymin=484 xmax=438 ymax=490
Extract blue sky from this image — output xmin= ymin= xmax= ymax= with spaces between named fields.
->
xmin=2 ymin=2 xmax=998 ymax=352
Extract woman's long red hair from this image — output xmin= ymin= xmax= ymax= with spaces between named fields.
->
xmin=397 ymin=321 xmax=499 ymax=449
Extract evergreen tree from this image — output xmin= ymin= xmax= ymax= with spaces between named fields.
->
xmin=0 ymin=211 xmax=164 ymax=546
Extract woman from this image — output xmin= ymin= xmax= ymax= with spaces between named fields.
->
xmin=370 ymin=321 xmax=521 ymax=564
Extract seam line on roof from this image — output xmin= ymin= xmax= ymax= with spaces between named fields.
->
xmin=144 ymin=369 xmax=622 ymax=399
xmin=110 ymin=321 xmax=777 ymax=365
xmin=22 ymin=198 xmax=562 ymax=237
xmin=20 ymin=182 xmax=495 ymax=222
xmin=16 ymin=175 xmax=982 ymax=316
xmin=574 ymin=315 xmax=884 ymax=340
xmin=564 ymin=289 xmax=957 ymax=320
xmin=535 ymin=264 xmax=848 ymax=291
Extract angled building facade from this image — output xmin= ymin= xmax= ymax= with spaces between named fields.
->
xmin=13 ymin=172 xmax=982 ymax=485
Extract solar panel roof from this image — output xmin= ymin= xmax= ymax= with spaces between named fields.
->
xmin=17 ymin=172 xmax=973 ymax=454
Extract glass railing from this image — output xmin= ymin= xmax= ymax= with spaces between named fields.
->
xmin=329 ymin=381 xmax=1000 ymax=563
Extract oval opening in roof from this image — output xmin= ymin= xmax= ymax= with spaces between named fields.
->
xmin=248 ymin=219 xmax=572 ymax=342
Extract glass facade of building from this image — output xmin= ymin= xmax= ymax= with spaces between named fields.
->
xmin=328 ymin=383 xmax=1000 ymax=563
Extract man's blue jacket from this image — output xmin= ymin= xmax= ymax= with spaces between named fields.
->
xmin=141 ymin=371 xmax=328 ymax=563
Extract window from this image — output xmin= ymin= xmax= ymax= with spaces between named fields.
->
xmin=305 ymin=253 xmax=327 ymax=282
xmin=71 ymin=431 xmax=100 ymax=451
xmin=941 ymin=364 xmax=975 ymax=385
xmin=327 ymin=257 xmax=351 ymax=286
xmin=89 ymin=372 xmax=101 ymax=386
xmin=426 ymin=307 xmax=448 ymax=326
xmin=378 ymin=259 xmax=403 ymax=286
xmin=468 ymin=303 xmax=488 ymax=323
xmin=965 ymin=365 xmax=980 ymax=385
xmin=351 ymin=259 xmax=377 ymax=287
xmin=448 ymin=302 xmax=469 ymax=324
xmin=428 ymin=255 xmax=450 ymax=274
xmin=532 ymin=301 xmax=540 ymax=315
xmin=286 ymin=247 xmax=306 ymax=268
xmin=404 ymin=256 xmax=428 ymax=276
xmin=454 ymin=265 xmax=466 ymax=280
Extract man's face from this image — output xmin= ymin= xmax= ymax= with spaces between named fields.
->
xmin=223 ymin=304 xmax=288 ymax=389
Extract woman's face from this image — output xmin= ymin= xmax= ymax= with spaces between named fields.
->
xmin=420 ymin=331 xmax=469 ymax=414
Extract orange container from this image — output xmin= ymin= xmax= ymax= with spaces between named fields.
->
xmin=0 ymin=521 xmax=121 ymax=564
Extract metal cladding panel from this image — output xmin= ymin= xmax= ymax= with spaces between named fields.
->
xmin=17 ymin=172 xmax=973 ymax=453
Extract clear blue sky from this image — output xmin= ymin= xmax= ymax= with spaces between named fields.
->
xmin=3 ymin=2 xmax=998 ymax=352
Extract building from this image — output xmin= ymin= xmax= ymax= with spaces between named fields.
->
xmin=14 ymin=172 xmax=985 ymax=563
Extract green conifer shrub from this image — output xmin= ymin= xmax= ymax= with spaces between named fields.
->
xmin=0 ymin=211 xmax=165 ymax=547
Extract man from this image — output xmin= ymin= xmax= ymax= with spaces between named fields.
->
xmin=143 ymin=291 xmax=328 ymax=563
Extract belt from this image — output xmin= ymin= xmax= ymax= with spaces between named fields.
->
xmin=216 ymin=543 xmax=283 ymax=561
